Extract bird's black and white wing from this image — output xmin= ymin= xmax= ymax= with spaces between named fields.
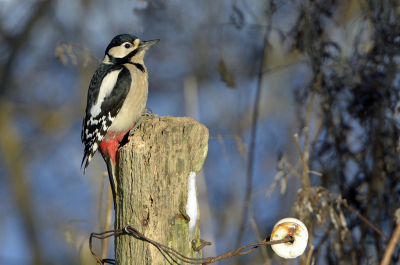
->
xmin=81 ymin=64 xmax=132 ymax=171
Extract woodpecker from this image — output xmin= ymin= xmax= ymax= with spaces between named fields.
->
xmin=81 ymin=34 xmax=160 ymax=207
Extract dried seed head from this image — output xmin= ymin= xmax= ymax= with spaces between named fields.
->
xmin=270 ymin=218 xmax=308 ymax=259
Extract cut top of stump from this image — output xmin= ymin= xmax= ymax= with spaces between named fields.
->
xmin=122 ymin=116 xmax=209 ymax=174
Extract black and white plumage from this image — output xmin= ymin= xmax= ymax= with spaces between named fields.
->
xmin=81 ymin=64 xmax=131 ymax=170
xmin=81 ymin=34 xmax=159 ymax=206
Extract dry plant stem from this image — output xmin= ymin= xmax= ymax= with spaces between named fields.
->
xmin=310 ymin=121 xmax=323 ymax=154
xmin=342 ymin=202 xmax=387 ymax=241
xmin=306 ymin=245 xmax=314 ymax=265
xmin=308 ymin=170 xmax=322 ymax=177
xmin=101 ymin=186 xmax=113 ymax=259
xmin=380 ymin=222 xmax=400 ymax=265
xmin=294 ymin=131 xmax=312 ymax=265
xmin=328 ymin=192 xmax=387 ymax=241
xmin=216 ymin=134 xmax=229 ymax=160
xmin=305 ymin=89 xmax=316 ymax=127
xmin=58 ymin=42 xmax=102 ymax=63
xmin=262 ymin=60 xmax=307 ymax=75
xmin=287 ymin=159 xmax=303 ymax=180
xmin=294 ymin=134 xmax=306 ymax=170
xmin=294 ymin=133 xmax=310 ymax=187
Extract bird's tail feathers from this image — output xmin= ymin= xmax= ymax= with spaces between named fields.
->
xmin=102 ymin=153 xmax=117 ymax=209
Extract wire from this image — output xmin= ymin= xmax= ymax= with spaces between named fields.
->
xmin=89 ymin=224 xmax=294 ymax=265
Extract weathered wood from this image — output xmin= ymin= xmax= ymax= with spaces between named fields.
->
xmin=115 ymin=116 xmax=209 ymax=265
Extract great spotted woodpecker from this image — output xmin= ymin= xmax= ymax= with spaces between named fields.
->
xmin=81 ymin=34 xmax=159 ymax=207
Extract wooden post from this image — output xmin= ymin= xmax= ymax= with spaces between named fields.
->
xmin=115 ymin=116 xmax=209 ymax=264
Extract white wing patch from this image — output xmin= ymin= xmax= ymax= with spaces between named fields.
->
xmin=90 ymin=69 xmax=123 ymax=116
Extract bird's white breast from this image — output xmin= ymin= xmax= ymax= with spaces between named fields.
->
xmin=108 ymin=63 xmax=148 ymax=133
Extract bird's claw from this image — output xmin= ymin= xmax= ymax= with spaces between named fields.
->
xmin=145 ymin=108 xmax=153 ymax=115
xmin=129 ymin=112 xmax=160 ymax=136
xmin=143 ymin=108 xmax=160 ymax=119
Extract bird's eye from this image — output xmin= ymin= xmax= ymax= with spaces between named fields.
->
xmin=124 ymin=43 xmax=132 ymax=49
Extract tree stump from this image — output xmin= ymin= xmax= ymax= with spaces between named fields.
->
xmin=115 ymin=116 xmax=209 ymax=265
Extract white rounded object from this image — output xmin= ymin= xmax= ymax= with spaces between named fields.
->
xmin=270 ymin=218 xmax=308 ymax=259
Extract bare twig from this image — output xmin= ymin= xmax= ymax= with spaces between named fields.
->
xmin=306 ymin=245 xmax=314 ymax=265
xmin=342 ymin=202 xmax=387 ymax=241
xmin=380 ymin=218 xmax=400 ymax=265
xmin=294 ymin=133 xmax=310 ymax=187
xmin=263 ymin=60 xmax=308 ymax=75
xmin=328 ymin=192 xmax=388 ymax=242
xmin=56 ymin=42 xmax=102 ymax=65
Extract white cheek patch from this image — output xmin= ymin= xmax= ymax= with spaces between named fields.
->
xmin=90 ymin=69 xmax=122 ymax=116
xmin=108 ymin=44 xmax=135 ymax=58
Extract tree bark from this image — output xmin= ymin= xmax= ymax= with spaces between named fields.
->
xmin=115 ymin=116 xmax=209 ymax=265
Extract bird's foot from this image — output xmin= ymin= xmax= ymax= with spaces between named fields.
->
xmin=143 ymin=108 xmax=160 ymax=120
xmin=129 ymin=111 xmax=160 ymax=136
xmin=145 ymin=108 xmax=153 ymax=115
xmin=144 ymin=108 xmax=160 ymax=119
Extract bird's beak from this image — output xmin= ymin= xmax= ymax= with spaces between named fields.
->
xmin=139 ymin=39 xmax=160 ymax=48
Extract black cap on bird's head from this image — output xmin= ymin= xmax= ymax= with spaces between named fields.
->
xmin=105 ymin=34 xmax=138 ymax=54
xmin=105 ymin=34 xmax=160 ymax=57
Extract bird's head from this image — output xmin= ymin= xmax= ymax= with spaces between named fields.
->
xmin=103 ymin=34 xmax=160 ymax=64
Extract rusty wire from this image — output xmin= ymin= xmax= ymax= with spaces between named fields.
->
xmin=89 ymin=224 xmax=294 ymax=264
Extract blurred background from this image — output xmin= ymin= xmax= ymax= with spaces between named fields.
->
xmin=1 ymin=0 xmax=400 ymax=264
